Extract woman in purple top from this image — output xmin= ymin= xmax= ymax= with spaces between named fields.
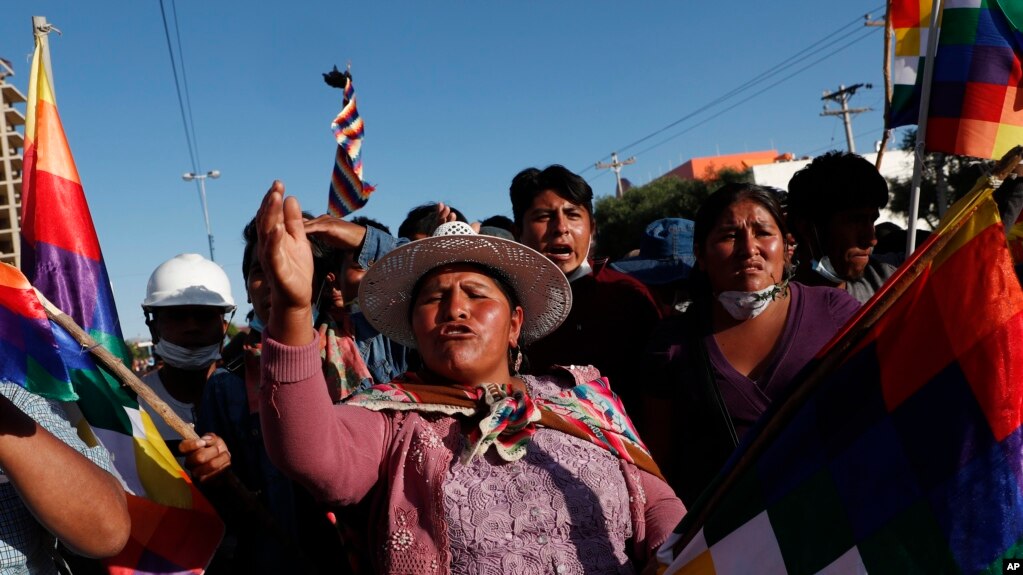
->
xmin=642 ymin=183 xmax=860 ymax=506
xmin=254 ymin=182 xmax=685 ymax=574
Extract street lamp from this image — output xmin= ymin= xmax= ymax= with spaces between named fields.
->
xmin=181 ymin=170 xmax=220 ymax=261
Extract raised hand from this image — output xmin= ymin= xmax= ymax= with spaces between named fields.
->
xmin=437 ymin=201 xmax=457 ymax=225
xmin=256 ymin=181 xmax=315 ymax=345
xmin=304 ymin=213 xmax=368 ymax=251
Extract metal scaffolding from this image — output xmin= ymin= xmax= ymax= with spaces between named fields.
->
xmin=0 ymin=58 xmax=25 ymax=267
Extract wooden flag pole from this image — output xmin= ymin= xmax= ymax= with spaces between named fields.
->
xmin=673 ymin=145 xmax=1023 ymax=552
xmin=876 ymin=0 xmax=895 ymax=170
xmin=906 ymin=0 xmax=945 ymax=255
xmin=37 ymin=290 xmax=197 ymax=442
xmin=33 ymin=287 xmax=315 ymax=564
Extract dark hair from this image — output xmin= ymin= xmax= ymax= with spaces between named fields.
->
xmin=241 ymin=213 xmax=335 ymax=291
xmin=408 ymin=263 xmax=521 ymax=318
xmin=350 ymin=215 xmax=391 ymax=236
xmin=689 ymin=183 xmax=791 ymax=305
xmin=241 ymin=217 xmax=259 ymax=283
xmin=398 ymin=203 xmax=468 ymax=240
xmin=693 ymin=183 xmax=790 ymax=253
xmin=787 ymin=151 xmax=889 ymax=225
xmin=480 ymin=214 xmax=514 ymax=233
xmin=509 ymin=165 xmax=593 ymax=227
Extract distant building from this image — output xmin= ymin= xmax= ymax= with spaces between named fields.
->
xmin=664 ymin=149 xmax=788 ymax=181
xmin=0 ymin=58 xmax=24 ymax=266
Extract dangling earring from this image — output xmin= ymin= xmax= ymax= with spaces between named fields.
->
xmin=509 ymin=346 xmax=523 ymax=376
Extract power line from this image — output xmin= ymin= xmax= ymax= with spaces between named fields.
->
xmin=579 ymin=4 xmax=884 ymax=175
xmin=627 ymin=26 xmax=880 ymax=160
xmin=170 ymin=0 xmax=203 ymax=174
xmin=620 ymin=14 xmax=870 ymax=155
xmin=802 ymin=126 xmax=888 ymax=157
xmin=159 ymin=0 xmax=199 ymax=174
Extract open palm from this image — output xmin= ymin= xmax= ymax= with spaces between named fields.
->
xmin=256 ymin=181 xmax=315 ymax=343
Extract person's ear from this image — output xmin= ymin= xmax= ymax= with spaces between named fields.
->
xmin=508 ymin=306 xmax=524 ymax=346
xmin=784 ymin=233 xmax=797 ymax=267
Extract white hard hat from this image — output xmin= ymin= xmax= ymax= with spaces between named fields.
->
xmin=142 ymin=253 xmax=236 ymax=311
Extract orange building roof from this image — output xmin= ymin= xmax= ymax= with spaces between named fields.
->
xmin=665 ymin=149 xmax=782 ymax=181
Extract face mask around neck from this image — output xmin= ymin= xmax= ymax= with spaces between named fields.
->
xmin=154 ymin=340 xmax=222 ymax=371
xmin=809 ymin=223 xmax=845 ymax=285
xmin=716 ymin=281 xmax=788 ymax=321
xmin=811 ymin=255 xmax=845 ymax=284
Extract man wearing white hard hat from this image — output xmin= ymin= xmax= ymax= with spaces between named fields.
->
xmin=140 ymin=253 xmax=234 ymax=482
xmin=146 ymin=253 xmax=346 ymax=573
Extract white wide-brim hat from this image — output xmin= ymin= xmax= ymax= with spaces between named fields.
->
xmin=359 ymin=221 xmax=572 ymax=350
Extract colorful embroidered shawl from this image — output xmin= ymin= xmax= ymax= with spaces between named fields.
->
xmin=345 ymin=373 xmax=663 ymax=478
xmin=243 ymin=318 xmax=371 ymax=414
xmin=318 ymin=315 xmax=371 ymax=403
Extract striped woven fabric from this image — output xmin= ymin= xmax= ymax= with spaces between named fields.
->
xmin=327 ymin=72 xmax=375 ymax=217
xmin=345 ymin=374 xmax=658 ymax=474
xmin=655 ymin=173 xmax=1023 ymax=573
xmin=21 ymin=33 xmax=223 ymax=574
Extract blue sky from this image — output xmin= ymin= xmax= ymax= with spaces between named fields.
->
xmin=1 ymin=1 xmax=898 ymax=340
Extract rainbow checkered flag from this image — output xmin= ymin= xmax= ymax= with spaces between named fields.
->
xmin=21 ymin=30 xmax=222 ymax=573
xmin=325 ymin=66 xmax=375 ymax=217
xmin=655 ymin=164 xmax=1023 ymax=573
xmin=926 ymin=0 xmax=1023 ymax=159
xmin=0 ymin=264 xmax=75 ymax=401
xmin=889 ymin=0 xmax=1023 ymax=160
xmin=888 ymin=0 xmax=933 ymax=128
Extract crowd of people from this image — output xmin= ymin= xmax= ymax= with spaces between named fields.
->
xmin=6 ymin=150 xmax=1023 ymax=573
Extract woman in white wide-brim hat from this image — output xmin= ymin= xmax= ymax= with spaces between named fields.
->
xmin=254 ymin=183 xmax=684 ymax=574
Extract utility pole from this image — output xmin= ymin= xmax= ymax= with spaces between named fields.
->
xmin=821 ymin=83 xmax=872 ymax=154
xmin=182 ymin=170 xmax=220 ymax=261
xmin=595 ymin=152 xmax=636 ymax=199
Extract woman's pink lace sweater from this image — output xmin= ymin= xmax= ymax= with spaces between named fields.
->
xmin=260 ymin=334 xmax=685 ymax=574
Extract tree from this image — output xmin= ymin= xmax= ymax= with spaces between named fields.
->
xmin=888 ymin=129 xmax=993 ymax=227
xmin=594 ymin=167 xmax=751 ymax=260
xmin=127 ymin=341 xmax=150 ymax=361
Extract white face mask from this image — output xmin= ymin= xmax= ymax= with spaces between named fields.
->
xmin=154 ymin=340 xmax=222 ymax=371
xmin=717 ymin=282 xmax=787 ymax=321
xmin=809 ymin=223 xmax=844 ymax=284
xmin=811 ymin=255 xmax=845 ymax=284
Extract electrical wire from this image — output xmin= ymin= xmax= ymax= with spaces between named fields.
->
xmin=621 ymin=15 xmax=870 ymax=155
xmin=802 ymin=126 xmax=887 ymax=157
xmin=581 ymin=4 xmax=884 ymax=176
xmin=159 ymin=0 xmax=201 ymax=174
xmin=170 ymin=0 xmax=203 ymax=174
xmin=626 ymin=26 xmax=880 ymax=162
